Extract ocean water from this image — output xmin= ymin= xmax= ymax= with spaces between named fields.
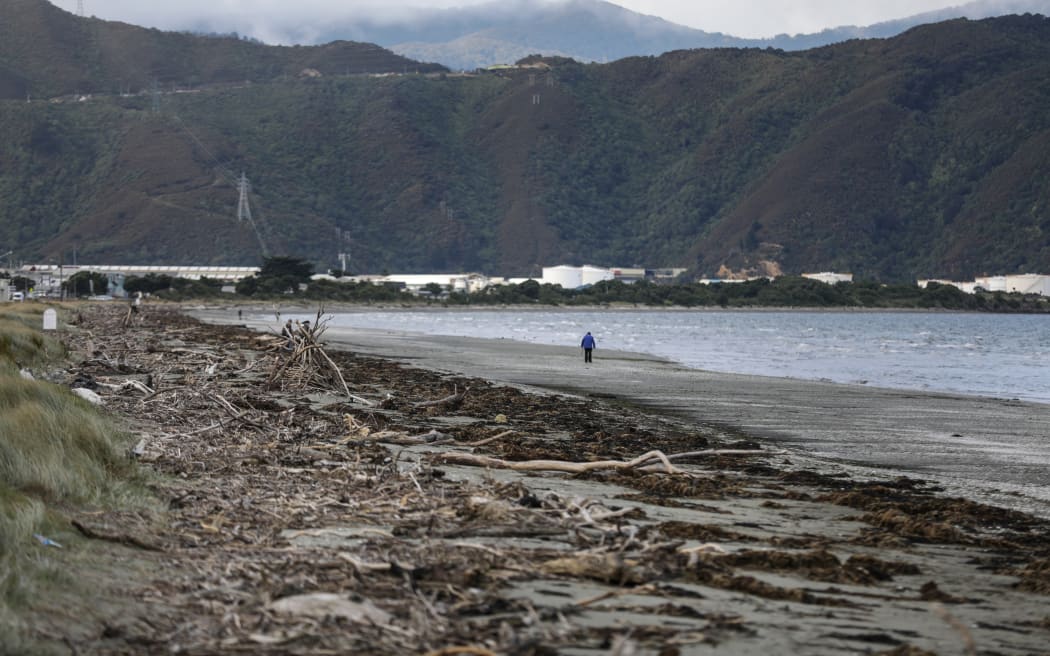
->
xmin=315 ymin=309 xmax=1049 ymax=404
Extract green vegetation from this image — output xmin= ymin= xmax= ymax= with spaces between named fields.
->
xmin=235 ymin=255 xmax=315 ymax=296
xmin=0 ymin=305 xmax=149 ymax=653
xmin=0 ymin=305 xmax=65 ymax=367
xmin=220 ymin=273 xmax=1050 ymax=312
xmin=0 ymin=0 xmax=444 ymax=100
xmin=302 ymin=280 xmax=415 ymax=303
xmin=1 ymin=7 xmax=1049 ymax=280
xmin=124 ymin=274 xmax=223 ymax=300
xmin=62 ymin=271 xmax=110 ymax=297
xmin=452 ymin=277 xmax=1050 ymax=311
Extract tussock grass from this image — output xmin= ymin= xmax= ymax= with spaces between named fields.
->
xmin=0 ymin=306 xmax=151 ymax=651
xmin=0 ymin=306 xmax=65 ymax=368
xmin=0 ymin=487 xmax=45 ymax=562
xmin=0 ymin=377 xmax=138 ymax=507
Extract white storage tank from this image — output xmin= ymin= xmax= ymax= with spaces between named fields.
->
xmin=542 ymin=265 xmax=583 ymax=289
xmin=580 ymin=265 xmax=614 ymax=286
xmin=975 ymin=276 xmax=1007 ymax=292
xmin=1006 ymin=274 xmax=1050 ymax=296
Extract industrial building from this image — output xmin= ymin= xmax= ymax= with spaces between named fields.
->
xmin=540 ymin=265 xmax=686 ymax=288
xmin=920 ymin=274 xmax=1050 ymax=296
xmin=10 ymin=264 xmax=260 ymax=298
xmin=324 ymin=273 xmax=492 ymax=294
xmin=23 ymin=264 xmax=260 ymax=281
xmin=802 ymin=272 xmax=854 ymax=284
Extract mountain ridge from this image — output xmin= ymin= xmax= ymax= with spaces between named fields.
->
xmin=0 ymin=0 xmax=446 ymax=100
xmin=1 ymin=2 xmax=1048 ymax=281
xmin=167 ymin=0 xmax=1050 ymax=70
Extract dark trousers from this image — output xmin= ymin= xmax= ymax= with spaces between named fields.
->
xmin=584 ymin=348 xmax=593 ymax=363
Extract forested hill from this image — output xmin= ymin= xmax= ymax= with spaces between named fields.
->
xmin=0 ymin=4 xmax=1048 ymax=281
xmin=0 ymin=0 xmax=445 ymax=100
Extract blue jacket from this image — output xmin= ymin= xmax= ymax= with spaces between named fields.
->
xmin=581 ymin=334 xmax=596 ymax=349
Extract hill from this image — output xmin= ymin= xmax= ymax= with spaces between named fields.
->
xmin=186 ymin=0 xmax=1050 ymax=71
xmin=0 ymin=0 xmax=445 ymax=100
xmin=0 ymin=3 xmax=1048 ymax=280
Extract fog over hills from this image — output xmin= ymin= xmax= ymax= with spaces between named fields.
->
xmin=168 ymin=0 xmax=1050 ymax=69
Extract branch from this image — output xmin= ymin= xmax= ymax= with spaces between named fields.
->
xmin=430 ymin=448 xmax=765 ymax=475
xmin=432 ymin=449 xmax=683 ymax=474
xmin=413 ymin=385 xmax=469 ymax=409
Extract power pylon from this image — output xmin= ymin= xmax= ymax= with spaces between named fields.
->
xmin=237 ymin=172 xmax=252 ymax=223
xmin=76 ymin=0 xmax=84 ymax=17
xmin=237 ymin=172 xmax=269 ymax=256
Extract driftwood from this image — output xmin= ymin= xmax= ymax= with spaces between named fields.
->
xmin=346 ymin=427 xmax=514 ymax=447
xmin=94 ymin=379 xmax=155 ymax=396
xmin=265 ymin=309 xmax=373 ymax=406
xmin=349 ymin=428 xmax=454 ymax=446
xmin=465 ymin=429 xmax=515 ymax=447
xmin=432 ymin=449 xmax=766 ymax=475
xmin=424 ymin=648 xmax=499 ymax=656
xmin=71 ymin=518 xmax=165 ymax=552
xmin=54 ymin=304 xmax=1037 ymax=656
xmin=413 ymin=385 xmax=470 ymax=409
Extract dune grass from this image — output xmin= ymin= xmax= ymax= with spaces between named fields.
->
xmin=0 ymin=304 xmax=152 ymax=652
xmin=0 ymin=375 xmax=140 ymax=504
xmin=0 ymin=305 xmax=66 ymax=369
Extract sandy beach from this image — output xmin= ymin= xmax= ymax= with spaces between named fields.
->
xmin=204 ymin=308 xmax=1050 ymax=518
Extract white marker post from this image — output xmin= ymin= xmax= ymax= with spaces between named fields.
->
xmin=42 ymin=308 xmax=57 ymax=331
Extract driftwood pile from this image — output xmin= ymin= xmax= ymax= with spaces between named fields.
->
xmin=48 ymin=304 xmax=1050 ymax=655
xmin=263 ymin=309 xmax=364 ymax=404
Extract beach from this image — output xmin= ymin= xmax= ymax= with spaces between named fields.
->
xmin=34 ymin=304 xmax=1050 ymax=655
xmin=211 ymin=308 xmax=1050 ymax=518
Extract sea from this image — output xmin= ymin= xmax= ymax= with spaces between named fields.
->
xmin=315 ymin=309 xmax=1049 ymax=404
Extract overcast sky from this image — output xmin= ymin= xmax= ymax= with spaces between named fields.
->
xmin=69 ymin=0 xmax=977 ymax=39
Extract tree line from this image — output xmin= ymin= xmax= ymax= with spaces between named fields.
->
xmin=88 ymin=256 xmax=1049 ymax=312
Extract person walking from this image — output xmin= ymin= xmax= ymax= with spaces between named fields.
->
xmin=581 ymin=331 xmax=596 ymax=363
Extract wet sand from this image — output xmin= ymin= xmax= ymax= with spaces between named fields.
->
xmin=200 ymin=308 xmax=1050 ymax=518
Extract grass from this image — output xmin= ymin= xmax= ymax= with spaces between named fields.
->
xmin=0 ymin=306 xmax=66 ymax=369
xmin=0 ymin=303 xmax=152 ymax=653
xmin=0 ymin=376 xmax=139 ymax=503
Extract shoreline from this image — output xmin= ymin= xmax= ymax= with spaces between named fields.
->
xmin=207 ymin=299 xmax=1038 ymax=314
xmin=41 ymin=303 xmax=1050 ymax=655
xmin=195 ymin=306 xmax=1050 ymax=519
xmin=250 ymin=303 xmax=1050 ymax=405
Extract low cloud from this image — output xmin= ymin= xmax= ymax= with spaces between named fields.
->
xmin=71 ymin=0 xmax=1050 ymax=44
